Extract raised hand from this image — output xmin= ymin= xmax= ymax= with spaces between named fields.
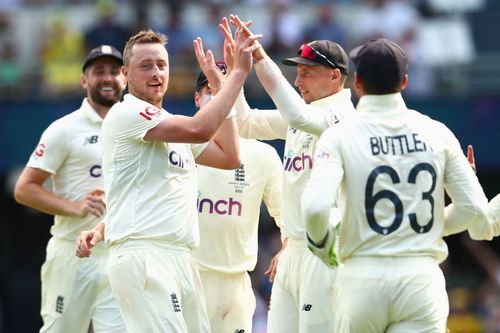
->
xmin=231 ymin=26 xmax=263 ymax=75
xmin=219 ymin=17 xmax=235 ymax=71
xmin=193 ymin=37 xmax=225 ymax=93
xmin=228 ymin=14 xmax=266 ymax=61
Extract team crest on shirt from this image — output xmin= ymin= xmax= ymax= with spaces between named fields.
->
xmin=302 ymin=133 xmax=314 ymax=149
xmin=229 ymin=163 xmax=249 ymax=194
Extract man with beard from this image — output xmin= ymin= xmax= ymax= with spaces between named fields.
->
xmin=14 ymin=45 xmax=127 ymax=332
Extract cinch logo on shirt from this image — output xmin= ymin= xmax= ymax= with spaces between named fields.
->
xmin=139 ymin=106 xmax=161 ymax=120
xmin=168 ymin=150 xmax=193 ymax=170
xmin=197 ymin=194 xmax=242 ymax=216
xmin=283 ymin=150 xmax=313 ymax=172
xmin=89 ymin=165 xmax=101 ymax=178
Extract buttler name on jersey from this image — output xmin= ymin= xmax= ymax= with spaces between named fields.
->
xmin=370 ymin=133 xmax=431 ymax=156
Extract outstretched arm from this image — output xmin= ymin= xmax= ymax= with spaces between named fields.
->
xmin=219 ymin=17 xmax=287 ymax=140
xmin=144 ymin=30 xmax=262 ymax=144
xmin=228 ymin=15 xmax=336 ymax=136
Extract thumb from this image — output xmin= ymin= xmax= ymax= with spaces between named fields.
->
xmin=90 ymin=233 xmax=99 ymax=246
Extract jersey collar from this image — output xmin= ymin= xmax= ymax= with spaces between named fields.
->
xmin=81 ymin=98 xmax=104 ymax=124
xmin=311 ymin=88 xmax=352 ymax=108
xmin=357 ymin=93 xmax=407 ymax=115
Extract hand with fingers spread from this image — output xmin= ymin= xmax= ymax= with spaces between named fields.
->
xmin=75 ymin=223 xmax=105 ymax=258
xmin=227 ymin=14 xmax=266 ymax=61
xmin=230 ymin=26 xmax=263 ymax=75
xmin=75 ymin=187 xmax=106 ymax=219
xmin=193 ymin=37 xmax=226 ymax=94
xmin=219 ymin=17 xmax=236 ymax=71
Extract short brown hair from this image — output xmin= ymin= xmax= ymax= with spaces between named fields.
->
xmin=123 ymin=30 xmax=168 ymax=66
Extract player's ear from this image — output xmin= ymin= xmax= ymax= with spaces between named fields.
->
xmin=400 ymin=74 xmax=408 ymax=90
xmin=331 ymin=68 xmax=340 ymax=81
xmin=194 ymin=91 xmax=201 ymax=109
xmin=80 ymin=73 xmax=88 ymax=89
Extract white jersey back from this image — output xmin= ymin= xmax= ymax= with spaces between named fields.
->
xmin=193 ymin=139 xmax=282 ymax=273
xmin=27 ymin=99 xmax=104 ymax=241
xmin=102 ymin=94 xmax=207 ymax=248
xmin=314 ymin=93 xmax=482 ymax=262
xmin=282 ymin=92 xmax=355 ymax=240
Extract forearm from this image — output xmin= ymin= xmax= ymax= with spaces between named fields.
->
xmin=235 ymin=89 xmax=287 ymax=140
xmin=210 ymin=117 xmax=240 ymax=169
xmin=255 ymin=58 xmax=329 ymax=136
xmin=15 ymin=182 xmax=79 ymax=217
xmin=193 ymin=69 xmax=248 ymax=139
xmin=303 ymin=194 xmax=331 ymax=244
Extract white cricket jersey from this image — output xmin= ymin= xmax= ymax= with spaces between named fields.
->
xmin=101 ymin=94 xmax=208 ymax=248
xmin=235 ymin=58 xmax=356 ymax=240
xmin=27 ymin=99 xmax=104 ymax=241
xmin=192 ymin=138 xmax=282 ymax=273
xmin=303 ymin=93 xmax=491 ymax=263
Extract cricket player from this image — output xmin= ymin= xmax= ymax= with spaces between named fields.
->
xmin=221 ymin=16 xmax=356 ymax=332
xmin=192 ymin=63 xmax=283 ymax=333
xmin=75 ymin=29 xmax=262 ymax=332
xmin=14 ymin=45 xmax=126 ymax=332
xmin=302 ymin=38 xmax=500 ymax=333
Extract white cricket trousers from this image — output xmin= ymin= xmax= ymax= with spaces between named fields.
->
xmin=199 ymin=270 xmax=256 ymax=333
xmin=267 ymin=238 xmax=337 ymax=333
xmin=107 ymin=239 xmax=210 ymax=333
xmin=333 ymin=256 xmax=449 ymax=333
xmin=40 ymin=237 xmax=125 ymax=333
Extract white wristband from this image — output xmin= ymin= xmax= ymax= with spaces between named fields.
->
xmin=226 ymin=107 xmax=236 ymax=119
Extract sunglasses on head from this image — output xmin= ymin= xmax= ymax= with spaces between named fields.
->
xmin=299 ymin=44 xmax=338 ymax=69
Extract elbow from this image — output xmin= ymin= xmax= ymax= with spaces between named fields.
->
xmin=228 ymin=157 xmax=242 ymax=170
xmin=189 ymin=126 xmax=215 ymax=143
xmin=13 ymin=183 xmax=27 ymax=205
xmin=218 ymin=156 xmax=241 ymax=170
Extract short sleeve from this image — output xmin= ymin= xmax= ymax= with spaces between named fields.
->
xmin=27 ymin=121 xmax=69 ymax=174
xmin=190 ymin=142 xmax=210 ymax=159
xmin=109 ymin=102 xmax=168 ymax=142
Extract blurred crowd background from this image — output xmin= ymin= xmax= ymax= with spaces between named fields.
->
xmin=0 ymin=0 xmax=499 ymax=332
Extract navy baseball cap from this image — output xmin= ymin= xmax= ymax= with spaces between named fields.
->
xmin=195 ymin=61 xmax=228 ymax=91
xmin=282 ymin=40 xmax=349 ymax=74
xmin=350 ymin=38 xmax=408 ymax=90
xmin=82 ymin=45 xmax=123 ymax=72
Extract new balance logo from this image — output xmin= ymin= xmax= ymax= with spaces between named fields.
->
xmin=84 ymin=135 xmax=99 ymax=145
xmin=56 ymin=295 xmax=64 ymax=314
xmin=235 ymin=164 xmax=245 ymax=182
xmin=302 ymin=304 xmax=312 ymax=312
xmin=170 ymin=293 xmax=181 ymax=312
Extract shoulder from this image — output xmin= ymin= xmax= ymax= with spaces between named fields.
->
xmin=44 ymin=109 xmax=82 ymax=135
xmin=241 ymin=138 xmax=280 ymax=156
xmin=407 ymin=109 xmax=456 ymax=139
